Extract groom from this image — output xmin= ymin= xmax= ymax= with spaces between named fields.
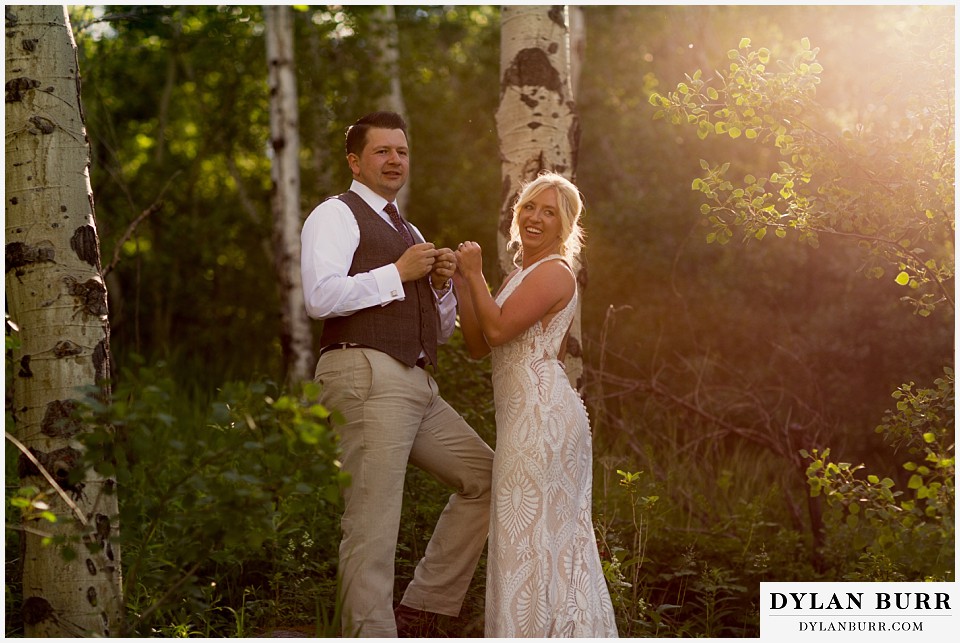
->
xmin=300 ymin=111 xmax=494 ymax=637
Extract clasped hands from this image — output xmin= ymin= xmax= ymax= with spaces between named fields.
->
xmin=395 ymin=242 xmax=456 ymax=290
xmin=395 ymin=240 xmax=483 ymax=290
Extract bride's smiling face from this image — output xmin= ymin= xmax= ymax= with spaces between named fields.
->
xmin=517 ymin=187 xmax=563 ymax=256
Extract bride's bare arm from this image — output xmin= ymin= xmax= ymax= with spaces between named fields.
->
xmin=452 ymin=268 xmax=491 ymax=359
xmin=457 ymin=243 xmax=574 ymax=347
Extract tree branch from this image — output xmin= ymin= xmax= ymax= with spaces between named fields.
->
xmin=102 ymin=201 xmax=163 ymax=278
xmin=5 ymin=431 xmax=88 ymax=526
xmin=102 ymin=170 xmax=181 ymax=278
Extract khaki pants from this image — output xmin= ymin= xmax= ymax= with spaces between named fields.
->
xmin=315 ymin=347 xmax=494 ymax=637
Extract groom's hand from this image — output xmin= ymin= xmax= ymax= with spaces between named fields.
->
xmin=395 ymin=242 xmax=438 ymax=282
xmin=430 ymin=247 xmax=456 ymax=290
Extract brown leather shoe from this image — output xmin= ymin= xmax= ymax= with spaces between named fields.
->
xmin=394 ymin=604 xmax=438 ymax=638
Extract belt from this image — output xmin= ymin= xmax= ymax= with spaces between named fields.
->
xmin=319 ymin=343 xmax=429 ymax=370
xmin=319 ymin=342 xmax=367 ymax=356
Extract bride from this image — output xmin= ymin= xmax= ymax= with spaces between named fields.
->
xmin=454 ymin=172 xmax=618 ymax=638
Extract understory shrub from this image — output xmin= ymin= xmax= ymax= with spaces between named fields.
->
xmin=803 ymin=368 xmax=954 ymax=582
xmin=74 ymin=361 xmax=346 ymax=636
xmin=6 ymin=338 xmax=952 ymax=637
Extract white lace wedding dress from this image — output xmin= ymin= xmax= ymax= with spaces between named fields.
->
xmin=485 ymin=255 xmax=618 ymax=638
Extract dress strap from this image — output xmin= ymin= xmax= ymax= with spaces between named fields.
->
xmin=520 ymin=254 xmax=566 ymax=276
xmin=499 ymin=254 xmax=569 ymax=302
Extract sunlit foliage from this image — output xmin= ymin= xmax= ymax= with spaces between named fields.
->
xmin=652 ymin=21 xmax=954 ymax=317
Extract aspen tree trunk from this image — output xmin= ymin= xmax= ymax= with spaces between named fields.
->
xmin=569 ymin=6 xmax=585 ymax=100
xmin=373 ymin=4 xmax=411 ymax=213
xmin=265 ymin=5 xmax=314 ymax=384
xmin=496 ymin=5 xmax=585 ymax=390
xmin=5 ymin=5 xmax=122 ymax=636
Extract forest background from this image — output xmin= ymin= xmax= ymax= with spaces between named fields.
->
xmin=5 ymin=4 xmax=954 ymax=638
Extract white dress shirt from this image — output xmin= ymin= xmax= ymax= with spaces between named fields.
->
xmin=301 ymin=180 xmax=457 ymax=343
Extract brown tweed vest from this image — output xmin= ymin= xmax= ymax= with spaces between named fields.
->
xmin=319 ymin=191 xmax=438 ymax=367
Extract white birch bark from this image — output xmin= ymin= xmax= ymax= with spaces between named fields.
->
xmin=265 ymin=5 xmax=314 ymax=384
xmin=373 ymin=4 xmax=411 ymax=213
xmin=5 ymin=4 xmax=122 ymax=635
xmin=569 ymin=5 xmax=585 ymax=101
xmin=496 ymin=5 xmax=585 ymax=390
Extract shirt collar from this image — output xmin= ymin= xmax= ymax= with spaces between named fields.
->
xmin=350 ymin=180 xmax=396 ymax=216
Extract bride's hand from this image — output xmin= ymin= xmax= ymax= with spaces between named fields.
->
xmin=455 ymin=241 xmax=482 ymax=277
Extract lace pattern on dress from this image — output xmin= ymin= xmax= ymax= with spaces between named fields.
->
xmin=485 ymin=255 xmax=618 ymax=638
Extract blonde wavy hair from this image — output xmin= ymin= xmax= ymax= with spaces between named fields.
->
xmin=507 ymin=172 xmax=585 ymax=266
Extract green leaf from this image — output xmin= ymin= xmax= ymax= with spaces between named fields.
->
xmin=754 ymin=227 xmax=767 ymax=240
xmin=801 ymin=37 xmax=811 ymax=50
xmin=907 ymin=474 xmax=923 ymax=490
xmin=727 ymin=49 xmax=740 ymax=60
xmin=707 ymin=87 xmax=719 ymax=100
xmin=922 ymin=432 xmax=936 ymax=443
xmin=728 ymin=126 xmax=742 ymax=139
xmin=758 ymin=48 xmax=770 ymax=64
xmin=739 ymin=37 xmax=751 ymax=49
xmin=894 ymin=271 xmax=910 ymax=286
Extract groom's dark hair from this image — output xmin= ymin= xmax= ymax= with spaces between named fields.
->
xmin=345 ymin=111 xmax=408 ymax=156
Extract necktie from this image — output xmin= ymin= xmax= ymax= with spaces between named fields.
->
xmin=384 ymin=202 xmax=414 ymax=247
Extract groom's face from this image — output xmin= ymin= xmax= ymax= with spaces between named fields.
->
xmin=348 ymin=127 xmax=409 ymax=201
